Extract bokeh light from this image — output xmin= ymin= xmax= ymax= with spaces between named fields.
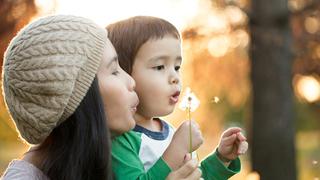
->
xmin=294 ymin=75 xmax=320 ymax=103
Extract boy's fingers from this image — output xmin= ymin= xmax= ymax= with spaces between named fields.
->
xmin=237 ymin=132 xmax=247 ymax=141
xmin=222 ymin=127 xmax=242 ymax=138
xmin=176 ymin=159 xmax=198 ymax=177
xmin=184 ymin=153 xmax=192 ymax=163
xmin=222 ymin=134 xmax=237 ymax=146
xmin=189 ymin=120 xmax=200 ymax=129
xmin=185 ymin=168 xmax=202 ymax=180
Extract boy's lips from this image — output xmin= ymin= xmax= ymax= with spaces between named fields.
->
xmin=170 ymin=91 xmax=180 ymax=104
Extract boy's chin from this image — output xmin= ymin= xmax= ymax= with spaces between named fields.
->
xmin=157 ymin=108 xmax=174 ymax=117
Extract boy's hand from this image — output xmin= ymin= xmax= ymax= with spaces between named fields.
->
xmin=174 ymin=120 xmax=203 ymax=152
xmin=217 ymin=127 xmax=248 ymax=162
xmin=166 ymin=154 xmax=203 ymax=180
xmin=163 ymin=120 xmax=203 ymax=170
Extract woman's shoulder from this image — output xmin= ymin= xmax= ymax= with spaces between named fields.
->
xmin=1 ymin=159 xmax=49 ymax=180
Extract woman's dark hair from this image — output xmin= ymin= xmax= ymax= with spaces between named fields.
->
xmin=35 ymin=77 xmax=112 ymax=180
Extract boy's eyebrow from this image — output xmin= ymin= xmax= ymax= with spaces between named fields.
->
xmin=106 ymin=56 xmax=118 ymax=68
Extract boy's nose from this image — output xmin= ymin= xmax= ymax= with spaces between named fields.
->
xmin=170 ymin=76 xmax=179 ymax=84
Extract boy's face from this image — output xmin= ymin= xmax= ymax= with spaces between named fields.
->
xmin=98 ymin=39 xmax=139 ymax=135
xmin=131 ymin=35 xmax=182 ymax=118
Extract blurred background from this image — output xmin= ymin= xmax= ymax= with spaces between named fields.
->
xmin=0 ymin=0 xmax=319 ymax=179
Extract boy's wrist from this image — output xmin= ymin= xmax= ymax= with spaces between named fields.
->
xmin=163 ymin=144 xmax=187 ymax=170
xmin=216 ymin=148 xmax=231 ymax=163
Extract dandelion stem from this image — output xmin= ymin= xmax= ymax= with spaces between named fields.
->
xmin=187 ymin=106 xmax=192 ymax=158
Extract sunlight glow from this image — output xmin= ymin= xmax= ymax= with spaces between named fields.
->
xmin=231 ymin=29 xmax=250 ymax=48
xmin=246 ymin=172 xmax=260 ymax=180
xmin=36 ymin=0 xmax=200 ymax=30
xmin=225 ymin=6 xmax=247 ymax=26
xmin=295 ymin=75 xmax=320 ymax=103
xmin=305 ymin=16 xmax=319 ymax=34
xmin=208 ymin=35 xmax=231 ymax=57
xmin=207 ymin=12 xmax=231 ymax=34
xmin=35 ymin=0 xmax=57 ymax=14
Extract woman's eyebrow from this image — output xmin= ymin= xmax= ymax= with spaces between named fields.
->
xmin=106 ymin=56 xmax=118 ymax=68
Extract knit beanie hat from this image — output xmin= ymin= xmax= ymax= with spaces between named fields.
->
xmin=2 ymin=15 xmax=108 ymax=144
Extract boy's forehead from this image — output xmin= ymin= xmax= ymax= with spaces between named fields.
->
xmin=142 ymin=37 xmax=181 ymax=50
xmin=134 ymin=36 xmax=182 ymax=61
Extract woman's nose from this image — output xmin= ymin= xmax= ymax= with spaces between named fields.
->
xmin=128 ymin=74 xmax=136 ymax=91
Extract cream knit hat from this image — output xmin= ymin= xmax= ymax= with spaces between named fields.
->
xmin=2 ymin=15 xmax=108 ymax=144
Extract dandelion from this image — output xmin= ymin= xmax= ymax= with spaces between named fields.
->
xmin=238 ymin=141 xmax=248 ymax=154
xmin=179 ymin=87 xmax=200 ymax=158
xmin=179 ymin=87 xmax=200 ymax=112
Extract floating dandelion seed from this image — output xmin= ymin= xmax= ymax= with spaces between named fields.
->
xmin=179 ymin=87 xmax=200 ymax=158
xmin=212 ymin=96 xmax=220 ymax=103
xmin=312 ymin=160 xmax=318 ymax=165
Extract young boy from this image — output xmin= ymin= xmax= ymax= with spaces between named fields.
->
xmin=107 ymin=16 xmax=247 ymax=179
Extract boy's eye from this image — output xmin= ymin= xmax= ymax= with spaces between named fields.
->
xmin=175 ymin=66 xmax=181 ymax=71
xmin=153 ymin=65 xmax=165 ymax=70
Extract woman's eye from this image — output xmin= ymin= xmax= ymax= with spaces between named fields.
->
xmin=112 ymin=71 xmax=120 ymax=75
xmin=153 ymin=65 xmax=165 ymax=70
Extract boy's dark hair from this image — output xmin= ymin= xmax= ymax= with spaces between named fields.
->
xmin=35 ymin=77 xmax=112 ymax=180
xmin=107 ymin=16 xmax=180 ymax=74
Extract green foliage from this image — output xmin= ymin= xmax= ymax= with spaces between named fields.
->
xmin=295 ymin=99 xmax=320 ymax=131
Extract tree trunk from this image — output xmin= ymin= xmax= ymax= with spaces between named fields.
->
xmin=250 ymin=0 xmax=297 ymax=179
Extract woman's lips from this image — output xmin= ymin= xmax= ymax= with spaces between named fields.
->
xmin=131 ymin=107 xmax=137 ymax=114
xmin=131 ymin=100 xmax=139 ymax=113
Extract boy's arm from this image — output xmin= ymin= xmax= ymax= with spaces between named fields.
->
xmin=112 ymin=133 xmax=172 ymax=180
xmin=200 ymin=149 xmax=241 ymax=180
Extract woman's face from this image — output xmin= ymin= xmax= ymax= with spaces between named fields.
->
xmin=97 ymin=39 xmax=139 ymax=135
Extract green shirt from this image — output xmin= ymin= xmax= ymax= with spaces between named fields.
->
xmin=112 ymin=130 xmax=241 ymax=179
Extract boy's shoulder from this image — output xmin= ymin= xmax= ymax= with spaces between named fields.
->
xmin=112 ymin=130 xmax=143 ymax=153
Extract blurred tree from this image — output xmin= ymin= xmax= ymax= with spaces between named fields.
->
xmin=292 ymin=0 xmax=320 ymax=76
xmin=0 ymin=0 xmax=37 ymax=140
xmin=0 ymin=0 xmax=37 ymax=74
xmin=250 ymin=0 xmax=297 ymax=179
